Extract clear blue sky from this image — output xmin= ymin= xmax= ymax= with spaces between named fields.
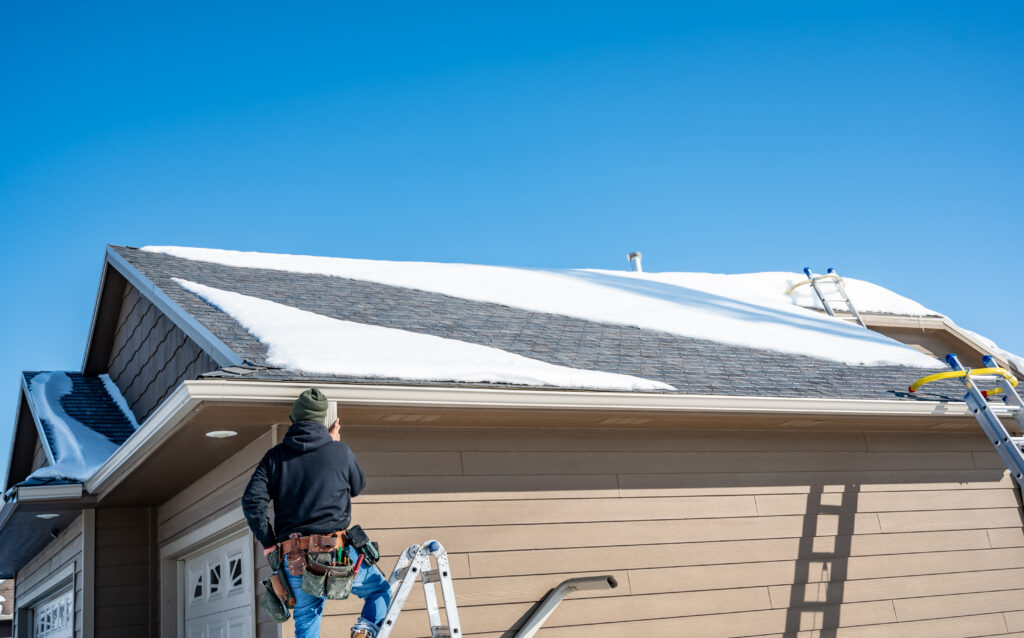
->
xmin=1 ymin=2 xmax=1021 ymax=465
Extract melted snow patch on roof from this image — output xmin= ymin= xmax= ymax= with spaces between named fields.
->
xmin=25 ymin=372 xmax=121 ymax=483
xmin=176 ymin=279 xmax=676 ymax=391
xmin=146 ymin=246 xmax=942 ymax=368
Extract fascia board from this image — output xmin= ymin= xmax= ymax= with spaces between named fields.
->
xmin=84 ymin=383 xmax=200 ymax=495
xmin=79 ymin=253 xmax=113 ymax=373
xmin=184 ymin=379 xmax=976 ymax=418
xmin=14 ymin=484 xmax=83 ymax=502
xmin=87 ymin=378 xmax=980 ymax=499
xmin=3 ymin=387 xmax=27 ymax=491
xmin=20 ymin=375 xmax=56 ymax=466
xmin=104 ymin=246 xmax=242 ymax=368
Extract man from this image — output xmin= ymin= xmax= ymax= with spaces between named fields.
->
xmin=243 ymin=388 xmax=391 ymax=638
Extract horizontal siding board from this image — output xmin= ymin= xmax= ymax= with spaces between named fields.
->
xmin=877 ymin=508 xmax=1024 ymax=533
xmin=618 ymin=468 xmax=1013 ymax=496
xmin=368 ymin=513 xmax=885 ymax=554
xmin=344 ymin=427 xmax=873 ymax=453
xmin=358 ymin=494 xmax=758 ymax=529
xmin=360 ymin=473 xmax=620 ymax=501
xmin=461 ymin=451 xmax=977 ymax=475
xmin=321 ymin=599 xmax=895 ymax=638
xmin=755 ymin=488 xmax=1018 ymax=516
xmin=467 ymin=530 xmax=994 ymax=578
xmin=771 ymin=568 xmax=1024 ymax=608
xmin=895 ymin=589 xmax=1024 ymax=622
xmin=989 ymin=528 xmax=1024 ymax=548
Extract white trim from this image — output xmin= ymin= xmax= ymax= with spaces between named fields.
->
xmin=104 ymin=247 xmax=242 ymax=368
xmin=159 ymin=507 xmax=247 ymax=560
xmin=86 ymin=377 xmax=987 ymax=499
xmin=158 ymin=508 xmax=253 ymax=638
xmin=184 ymin=378 xmax=977 ymax=418
xmin=14 ymin=485 xmax=83 ymax=502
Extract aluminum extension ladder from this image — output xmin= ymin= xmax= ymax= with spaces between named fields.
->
xmin=378 ymin=540 xmax=462 ymax=638
xmin=911 ymin=354 xmax=1024 ymax=490
xmin=786 ymin=267 xmax=867 ymax=328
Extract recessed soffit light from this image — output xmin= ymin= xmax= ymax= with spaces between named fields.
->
xmin=205 ymin=430 xmax=238 ymax=439
xmin=36 ymin=513 xmax=59 ymax=520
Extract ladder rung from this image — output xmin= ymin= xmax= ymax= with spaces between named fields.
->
xmin=423 ymin=569 xmax=442 ymax=584
xmin=431 ymin=627 xmax=451 ymax=638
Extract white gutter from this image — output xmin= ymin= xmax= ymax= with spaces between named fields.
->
xmin=184 ymin=379 xmax=977 ymax=417
xmin=13 ymin=484 xmax=84 ymax=502
xmin=85 ymin=378 xmax=982 ymax=498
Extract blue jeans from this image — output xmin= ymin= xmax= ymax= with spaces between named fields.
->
xmin=285 ymin=547 xmax=391 ymax=638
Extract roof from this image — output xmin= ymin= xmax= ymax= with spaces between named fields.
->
xmin=18 ymin=371 xmax=136 ymax=487
xmin=108 ymin=245 xmax=979 ymax=402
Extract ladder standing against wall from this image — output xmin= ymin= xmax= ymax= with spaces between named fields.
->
xmin=786 ymin=267 xmax=867 ymax=328
xmin=910 ymin=354 xmax=1024 ymax=490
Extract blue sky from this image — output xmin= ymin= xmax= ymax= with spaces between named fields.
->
xmin=1 ymin=2 xmax=1021 ymax=469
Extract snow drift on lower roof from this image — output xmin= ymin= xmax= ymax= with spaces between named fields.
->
xmin=176 ymin=279 xmax=676 ymax=391
xmin=24 ymin=372 xmax=120 ymax=483
xmin=146 ymin=246 xmax=942 ymax=368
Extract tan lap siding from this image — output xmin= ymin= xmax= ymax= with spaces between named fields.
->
xmin=314 ymin=426 xmax=1024 ymax=638
xmin=156 ymin=425 xmax=1024 ymax=637
xmin=14 ymin=513 xmax=85 ymax=638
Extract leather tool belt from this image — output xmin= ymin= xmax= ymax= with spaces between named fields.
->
xmin=280 ymin=530 xmax=357 ymax=600
xmin=280 ymin=530 xmax=347 ymax=561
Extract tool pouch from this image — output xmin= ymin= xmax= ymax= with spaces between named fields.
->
xmin=285 ymin=534 xmax=305 ymax=576
xmin=262 ymin=547 xmax=295 ymax=618
xmin=259 ymin=577 xmax=290 ymax=623
xmin=302 ymin=551 xmax=356 ymax=600
xmin=346 ymin=525 xmax=381 ymax=566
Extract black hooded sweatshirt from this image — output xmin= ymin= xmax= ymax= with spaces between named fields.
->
xmin=242 ymin=420 xmax=366 ymax=548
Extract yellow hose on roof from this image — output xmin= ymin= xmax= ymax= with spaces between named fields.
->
xmin=908 ymin=367 xmax=1018 ymax=394
xmin=785 ymin=273 xmax=843 ymax=296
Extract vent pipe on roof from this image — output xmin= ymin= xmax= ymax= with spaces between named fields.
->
xmin=627 ymin=252 xmax=643 ymax=272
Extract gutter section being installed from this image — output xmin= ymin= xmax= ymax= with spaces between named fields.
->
xmin=86 ymin=378 xmax=981 ymax=498
xmin=514 ymin=576 xmax=619 ymax=638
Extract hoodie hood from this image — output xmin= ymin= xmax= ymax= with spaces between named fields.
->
xmin=283 ymin=420 xmax=333 ymax=453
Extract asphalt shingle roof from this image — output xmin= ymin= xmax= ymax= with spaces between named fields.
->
xmin=112 ymin=246 xmax=966 ymax=402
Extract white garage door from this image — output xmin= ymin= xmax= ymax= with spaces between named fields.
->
xmin=32 ymin=588 xmax=73 ymax=638
xmin=184 ymin=534 xmax=254 ymax=638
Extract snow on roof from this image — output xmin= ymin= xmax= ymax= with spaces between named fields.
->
xmin=145 ymin=246 xmax=944 ymax=368
xmin=176 ymin=279 xmax=675 ymax=391
xmin=23 ymin=372 xmax=121 ymax=484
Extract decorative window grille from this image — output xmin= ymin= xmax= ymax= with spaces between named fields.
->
xmin=191 ymin=573 xmax=204 ymax=601
xmin=228 ymin=555 xmax=244 ymax=591
xmin=33 ymin=589 xmax=73 ymax=638
xmin=208 ymin=563 xmax=221 ymax=597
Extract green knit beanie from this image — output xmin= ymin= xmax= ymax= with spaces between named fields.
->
xmin=289 ymin=388 xmax=328 ymax=424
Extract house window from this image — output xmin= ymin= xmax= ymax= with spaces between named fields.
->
xmin=31 ymin=588 xmax=73 ymax=638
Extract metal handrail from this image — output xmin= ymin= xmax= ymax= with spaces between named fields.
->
xmin=513 ymin=575 xmax=618 ymax=638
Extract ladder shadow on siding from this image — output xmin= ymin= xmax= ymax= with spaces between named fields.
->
xmin=783 ymin=483 xmax=859 ymax=638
